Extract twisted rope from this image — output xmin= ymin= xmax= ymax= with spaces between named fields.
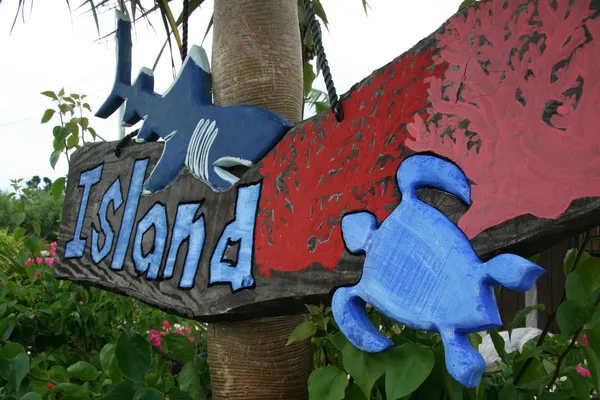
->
xmin=304 ymin=0 xmax=344 ymax=122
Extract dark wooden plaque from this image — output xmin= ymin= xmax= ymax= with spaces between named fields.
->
xmin=55 ymin=0 xmax=600 ymax=321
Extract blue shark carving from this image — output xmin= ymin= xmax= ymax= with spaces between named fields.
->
xmin=96 ymin=12 xmax=292 ymax=193
xmin=332 ymin=154 xmax=545 ymax=388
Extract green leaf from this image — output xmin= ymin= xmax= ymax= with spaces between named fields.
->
xmin=52 ymin=177 xmax=66 ymax=201
xmin=509 ymin=304 xmax=545 ymax=338
xmin=41 ymin=109 xmax=55 ymax=123
xmin=568 ymin=371 xmax=592 ymax=400
xmin=133 ymin=388 xmax=164 ymax=400
xmin=67 ymin=361 xmax=101 ymax=381
xmin=30 ymin=221 xmax=41 ymax=236
xmin=312 ymin=0 xmax=328 ymax=26
xmin=556 ymin=300 xmax=593 ymax=336
xmin=58 ymin=88 xmax=65 ymax=97
xmin=12 ymin=212 xmax=26 ymax=227
xmin=67 ymin=134 xmax=79 ymax=149
xmin=498 ymin=383 xmax=517 ymax=400
xmin=100 ymin=342 xmax=121 ymax=382
xmin=162 ymin=333 xmax=194 ymax=363
xmin=115 ymin=331 xmax=151 ymax=381
xmin=287 ymin=321 xmax=317 ymax=346
xmin=179 ymin=361 xmax=205 ymax=400
xmin=88 ymin=127 xmax=97 ymax=140
xmin=66 ymin=121 xmax=79 ymax=136
xmin=99 ymin=382 xmax=137 ymax=400
xmin=41 ymin=91 xmax=58 ymax=101
xmin=0 ymin=353 xmax=29 ymax=390
xmin=50 ymin=150 xmax=61 ymax=169
xmin=12 ymin=227 xmax=25 ymax=241
xmin=490 ymin=329 xmax=507 ymax=362
xmin=468 ymin=332 xmax=482 ymax=349
xmin=49 ymin=365 xmax=68 ymax=383
xmin=306 ymin=304 xmax=323 ymax=315
xmin=329 ymin=332 xmax=349 ymax=352
xmin=578 ymin=257 xmax=600 ymax=297
xmin=303 ymin=62 xmax=317 ymax=98
xmin=53 ymin=138 xmax=65 ymax=151
xmin=79 ymin=117 xmax=89 ymax=130
xmin=20 ymin=393 xmax=42 ymax=400
xmin=566 ymin=272 xmax=587 ymax=301
xmin=0 ymin=343 xmax=25 ymax=359
xmin=308 ymin=366 xmax=348 ymax=400
xmin=385 ymin=343 xmax=435 ymax=399
xmin=344 ymin=384 xmax=367 ymax=400
xmin=54 ymin=126 xmax=71 ymax=141
xmin=24 ymin=235 xmax=41 ymax=256
xmin=582 ymin=345 xmax=600 ymax=393
xmin=343 ymin=343 xmax=388 ymax=398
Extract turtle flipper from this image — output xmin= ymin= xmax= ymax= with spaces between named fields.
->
xmin=484 ymin=254 xmax=545 ymax=292
xmin=332 ymin=286 xmax=393 ymax=352
xmin=397 ymin=155 xmax=471 ymax=204
xmin=439 ymin=327 xmax=485 ymax=388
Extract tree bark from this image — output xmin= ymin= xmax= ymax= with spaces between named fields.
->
xmin=208 ymin=0 xmax=311 ymax=399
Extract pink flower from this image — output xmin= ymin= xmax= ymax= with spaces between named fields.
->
xmin=50 ymin=242 xmax=57 ymax=254
xmin=162 ymin=320 xmax=170 ymax=330
xmin=577 ymin=365 xmax=591 ymax=378
xmin=35 ymin=272 xmax=40 ymax=278
xmin=189 ymin=337 xmax=194 ymax=343
xmin=149 ymin=330 xmax=162 ymax=347
xmin=48 ymin=383 xmax=56 ymax=390
xmin=582 ymin=335 xmax=590 ymax=346
xmin=24 ymin=259 xmax=34 ymax=267
xmin=176 ymin=330 xmax=185 ymax=336
xmin=185 ymin=326 xmax=191 ymax=333
xmin=79 ymin=301 xmax=84 ymax=305
xmin=36 ymin=257 xmax=43 ymax=264
xmin=45 ymin=257 xmax=55 ymax=265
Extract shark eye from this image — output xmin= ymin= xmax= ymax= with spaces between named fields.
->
xmin=213 ymin=157 xmax=253 ymax=185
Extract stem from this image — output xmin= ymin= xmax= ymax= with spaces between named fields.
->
xmin=514 ymin=232 xmax=590 ymax=385
xmin=151 ymin=344 xmax=184 ymax=365
xmin=28 ymin=372 xmax=57 ymax=385
xmin=547 ymin=294 xmax=600 ymax=390
xmin=57 ymin=105 xmax=71 ymax=165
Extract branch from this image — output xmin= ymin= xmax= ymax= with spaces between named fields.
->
xmin=151 ymin=344 xmax=184 ymax=365
xmin=547 ymin=294 xmax=600 ymax=390
xmin=514 ymin=232 xmax=590 ymax=385
xmin=28 ymin=372 xmax=57 ymax=385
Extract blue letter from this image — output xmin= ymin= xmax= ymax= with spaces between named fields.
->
xmin=91 ymin=178 xmax=124 ymax=263
xmin=133 ymin=203 xmax=168 ymax=277
xmin=209 ymin=183 xmax=260 ymax=291
xmin=111 ymin=158 xmax=148 ymax=270
xmin=164 ymin=203 xmax=205 ymax=288
xmin=65 ymin=164 xmax=103 ymax=258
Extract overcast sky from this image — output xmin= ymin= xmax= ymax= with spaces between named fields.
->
xmin=0 ymin=0 xmax=459 ymax=190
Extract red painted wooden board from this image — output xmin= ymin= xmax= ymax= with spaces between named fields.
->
xmin=55 ymin=0 xmax=600 ymax=319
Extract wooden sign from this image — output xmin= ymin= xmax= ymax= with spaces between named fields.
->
xmin=55 ymin=0 xmax=600 ymax=386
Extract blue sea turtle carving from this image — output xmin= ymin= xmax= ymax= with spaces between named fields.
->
xmin=332 ymin=154 xmax=545 ymax=388
xmin=96 ymin=12 xmax=292 ymax=193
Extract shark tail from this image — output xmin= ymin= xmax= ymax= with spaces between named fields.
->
xmin=397 ymin=155 xmax=471 ymax=205
xmin=96 ymin=11 xmax=132 ymax=119
xmin=483 ymin=254 xmax=546 ymax=292
xmin=341 ymin=212 xmax=378 ymax=254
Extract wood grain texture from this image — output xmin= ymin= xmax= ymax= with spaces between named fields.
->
xmin=55 ymin=0 xmax=600 ymax=321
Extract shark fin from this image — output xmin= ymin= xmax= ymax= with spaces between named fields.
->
xmin=439 ymin=327 xmax=485 ymax=388
xmin=341 ymin=212 xmax=378 ymax=254
xmin=332 ymin=286 xmax=393 ymax=352
xmin=397 ymin=155 xmax=471 ymax=204
xmin=142 ymin=140 xmax=185 ymax=195
xmin=483 ymin=254 xmax=546 ymax=292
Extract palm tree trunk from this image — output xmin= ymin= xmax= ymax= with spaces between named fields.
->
xmin=207 ymin=0 xmax=311 ymax=399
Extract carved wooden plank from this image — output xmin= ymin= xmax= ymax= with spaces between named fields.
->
xmin=55 ymin=0 xmax=600 ymax=323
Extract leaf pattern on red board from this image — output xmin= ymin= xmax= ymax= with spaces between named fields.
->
xmin=406 ymin=0 xmax=600 ymax=238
